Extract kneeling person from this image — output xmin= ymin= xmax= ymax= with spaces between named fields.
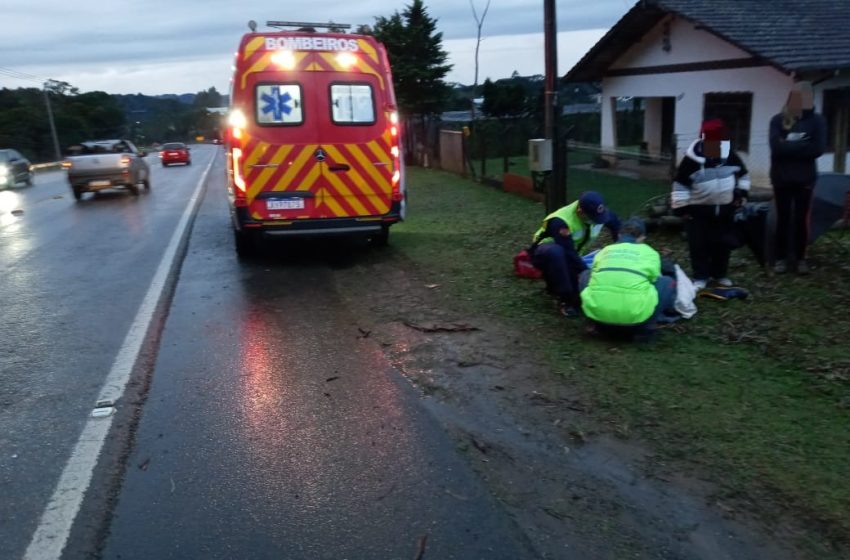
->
xmin=579 ymin=219 xmax=675 ymax=335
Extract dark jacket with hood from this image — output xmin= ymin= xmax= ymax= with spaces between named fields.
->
xmin=769 ymin=109 xmax=827 ymax=186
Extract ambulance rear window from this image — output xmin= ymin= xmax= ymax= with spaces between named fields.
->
xmin=330 ymin=83 xmax=375 ymax=125
xmin=255 ymin=83 xmax=303 ymax=126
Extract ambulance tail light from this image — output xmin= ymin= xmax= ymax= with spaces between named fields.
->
xmin=388 ymin=111 xmax=403 ymax=202
xmin=228 ymin=109 xmax=248 ymax=143
xmin=232 ymin=147 xmax=247 ymax=194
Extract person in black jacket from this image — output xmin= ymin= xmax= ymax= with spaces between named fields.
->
xmin=769 ymin=81 xmax=827 ymax=274
xmin=671 ymin=119 xmax=751 ymax=290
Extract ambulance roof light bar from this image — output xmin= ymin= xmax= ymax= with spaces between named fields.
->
xmin=265 ymin=21 xmax=352 ymax=32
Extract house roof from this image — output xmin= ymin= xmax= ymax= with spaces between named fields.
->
xmin=565 ymin=0 xmax=850 ymax=82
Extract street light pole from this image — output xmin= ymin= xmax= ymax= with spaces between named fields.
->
xmin=543 ymin=0 xmax=566 ymax=213
xmin=43 ymin=81 xmax=62 ymax=161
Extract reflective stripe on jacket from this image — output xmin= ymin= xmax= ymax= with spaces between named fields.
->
xmin=580 ymin=242 xmax=660 ymax=325
xmin=532 ymin=201 xmax=603 ymax=255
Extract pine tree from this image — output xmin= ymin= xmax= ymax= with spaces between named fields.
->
xmin=372 ymin=0 xmax=452 ymax=117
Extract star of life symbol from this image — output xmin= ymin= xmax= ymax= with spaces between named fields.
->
xmin=261 ymin=86 xmax=293 ymax=121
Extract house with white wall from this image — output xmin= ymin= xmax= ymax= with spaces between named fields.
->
xmin=565 ymin=0 xmax=850 ymax=187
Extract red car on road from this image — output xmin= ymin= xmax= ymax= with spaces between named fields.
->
xmin=160 ymin=142 xmax=191 ymax=166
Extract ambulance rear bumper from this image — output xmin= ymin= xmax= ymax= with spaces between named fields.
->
xmin=231 ymin=206 xmax=401 ymax=238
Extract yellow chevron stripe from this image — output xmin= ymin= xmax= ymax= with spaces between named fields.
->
xmin=249 ymin=145 xmax=291 ymax=199
xmin=323 ymin=145 xmax=370 ymax=196
xmin=297 ymin=163 xmax=321 ymax=192
xmin=357 ymin=40 xmax=379 ymax=64
xmin=365 ymin=140 xmax=392 ymax=168
xmin=323 ymin=169 xmax=370 ymax=216
xmin=316 ymin=187 xmax=347 ymax=217
xmin=272 ymin=144 xmax=317 ymax=191
xmin=245 ymin=37 xmax=266 ymax=58
xmin=346 ymin=144 xmax=391 ymax=195
xmin=241 ymin=52 xmax=272 ymax=89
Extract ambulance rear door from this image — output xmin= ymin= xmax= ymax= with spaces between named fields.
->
xmin=242 ymin=66 xmax=325 ymax=222
xmin=313 ymin=71 xmax=394 ymax=219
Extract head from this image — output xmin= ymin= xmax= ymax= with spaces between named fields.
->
xmin=783 ymin=81 xmax=814 ymax=125
xmin=577 ymin=191 xmax=611 ymax=224
xmin=619 ymin=217 xmax=647 ymax=243
xmin=700 ymin=118 xmax=731 ymax=159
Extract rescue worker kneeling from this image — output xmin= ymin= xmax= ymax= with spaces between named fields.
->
xmin=579 ymin=218 xmax=676 ymax=337
xmin=530 ymin=192 xmax=620 ymax=317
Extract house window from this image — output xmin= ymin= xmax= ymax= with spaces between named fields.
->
xmin=822 ymin=88 xmax=850 ymax=153
xmin=703 ymin=92 xmax=752 ymax=152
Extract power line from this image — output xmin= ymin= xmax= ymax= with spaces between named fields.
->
xmin=0 ymin=66 xmax=49 ymax=84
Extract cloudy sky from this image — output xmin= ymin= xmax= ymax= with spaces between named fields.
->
xmin=0 ymin=0 xmax=633 ymax=95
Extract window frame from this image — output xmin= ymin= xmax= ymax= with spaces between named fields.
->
xmin=328 ymin=81 xmax=377 ymax=126
xmin=254 ymin=82 xmax=305 ymax=127
xmin=703 ymin=92 xmax=753 ymax=152
xmin=822 ymin=88 xmax=850 ymax=153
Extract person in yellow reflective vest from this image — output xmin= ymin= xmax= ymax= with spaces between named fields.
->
xmin=579 ymin=218 xmax=677 ymax=338
xmin=530 ymin=192 xmax=620 ymax=317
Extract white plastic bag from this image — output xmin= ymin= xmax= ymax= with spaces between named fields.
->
xmin=674 ymin=264 xmax=698 ymax=319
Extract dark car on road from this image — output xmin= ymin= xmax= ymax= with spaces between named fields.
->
xmin=0 ymin=149 xmax=33 ymax=188
xmin=160 ymin=142 xmax=191 ymax=166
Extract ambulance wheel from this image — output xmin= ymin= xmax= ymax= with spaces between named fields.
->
xmin=372 ymin=226 xmax=390 ymax=247
xmin=234 ymin=228 xmax=258 ymax=258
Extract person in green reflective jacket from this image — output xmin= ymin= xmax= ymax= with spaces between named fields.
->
xmin=530 ymin=192 xmax=620 ymax=317
xmin=579 ymin=218 xmax=677 ymax=338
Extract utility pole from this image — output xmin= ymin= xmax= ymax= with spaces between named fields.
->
xmin=43 ymin=81 xmax=62 ymax=161
xmin=543 ymin=0 xmax=566 ymax=213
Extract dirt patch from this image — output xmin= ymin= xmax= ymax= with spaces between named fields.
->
xmin=333 ymin=250 xmax=811 ymax=560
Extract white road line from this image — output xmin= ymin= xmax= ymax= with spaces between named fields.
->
xmin=23 ymin=152 xmax=216 ymax=560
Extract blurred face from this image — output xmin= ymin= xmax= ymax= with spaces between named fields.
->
xmin=787 ymin=90 xmax=804 ymax=118
xmin=704 ymin=140 xmax=721 ymax=158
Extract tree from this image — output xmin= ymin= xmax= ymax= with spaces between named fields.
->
xmin=372 ymin=0 xmax=452 ymax=117
xmin=470 ymin=0 xmax=491 ymax=90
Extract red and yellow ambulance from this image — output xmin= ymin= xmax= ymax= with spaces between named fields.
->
xmin=225 ymin=22 xmax=406 ymax=255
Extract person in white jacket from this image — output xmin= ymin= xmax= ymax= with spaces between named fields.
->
xmin=671 ymin=119 xmax=751 ymax=290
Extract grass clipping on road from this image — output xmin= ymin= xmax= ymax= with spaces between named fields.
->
xmin=393 ymin=167 xmax=850 ymax=547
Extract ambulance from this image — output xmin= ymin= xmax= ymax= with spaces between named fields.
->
xmin=225 ymin=21 xmax=406 ymax=255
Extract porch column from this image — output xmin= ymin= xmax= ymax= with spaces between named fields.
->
xmin=600 ymin=96 xmax=618 ymax=166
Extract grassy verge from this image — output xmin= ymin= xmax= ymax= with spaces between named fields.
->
xmin=392 ymin=166 xmax=850 ymax=555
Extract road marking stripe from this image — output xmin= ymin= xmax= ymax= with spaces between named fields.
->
xmin=23 ymin=152 xmax=216 ymax=560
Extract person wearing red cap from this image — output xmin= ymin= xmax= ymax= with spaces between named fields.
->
xmin=671 ymin=118 xmax=751 ymax=290
xmin=530 ymin=192 xmax=621 ymax=316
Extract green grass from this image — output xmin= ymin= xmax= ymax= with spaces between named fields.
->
xmin=392 ymin=167 xmax=850 ymax=556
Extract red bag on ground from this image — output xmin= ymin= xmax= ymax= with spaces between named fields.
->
xmin=514 ymin=249 xmax=542 ymax=279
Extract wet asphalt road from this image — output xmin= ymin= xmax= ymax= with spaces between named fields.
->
xmin=0 ymin=148 xmax=214 ymax=559
xmin=2 ymin=147 xmax=533 ymax=559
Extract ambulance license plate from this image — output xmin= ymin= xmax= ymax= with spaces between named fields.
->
xmin=266 ymin=198 xmax=304 ymax=210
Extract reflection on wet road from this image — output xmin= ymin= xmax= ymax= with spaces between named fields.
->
xmin=100 ymin=168 xmax=533 ymax=559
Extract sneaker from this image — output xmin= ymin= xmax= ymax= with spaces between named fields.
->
xmin=716 ymin=277 xmax=733 ymax=287
xmin=693 ymin=279 xmax=707 ymax=291
xmin=797 ymin=260 xmax=811 ymax=275
xmin=773 ymin=260 xmax=787 ymax=274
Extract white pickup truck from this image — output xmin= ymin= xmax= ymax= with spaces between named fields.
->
xmin=63 ymin=139 xmax=151 ymax=201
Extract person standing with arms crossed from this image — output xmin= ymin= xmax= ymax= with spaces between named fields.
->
xmin=769 ymin=81 xmax=827 ymax=274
